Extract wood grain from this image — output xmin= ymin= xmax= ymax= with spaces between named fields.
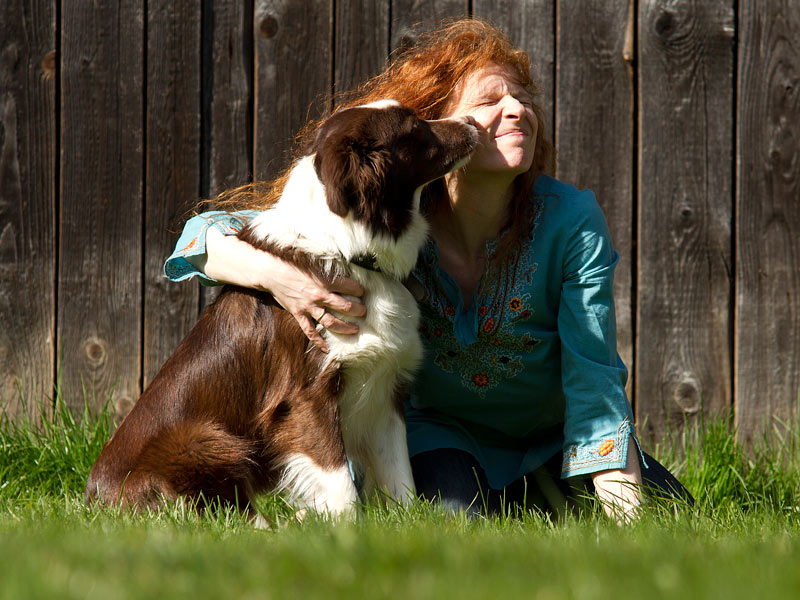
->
xmin=473 ymin=0 xmax=555 ymax=145
xmin=58 ymin=0 xmax=144 ymax=416
xmin=3 ymin=1 xmax=800 ymax=446
xmin=0 ymin=0 xmax=56 ymax=420
xmin=254 ymin=0 xmax=331 ymax=182
xmin=390 ymin=0 xmax=467 ymax=53
xmin=334 ymin=0 xmax=389 ymax=97
xmin=636 ymin=0 xmax=735 ymax=443
xmin=201 ymin=0 xmax=253 ymax=308
xmin=556 ymin=0 xmax=635 ymax=401
xmin=735 ymin=0 xmax=800 ymax=444
xmin=143 ymin=1 xmax=202 ymax=391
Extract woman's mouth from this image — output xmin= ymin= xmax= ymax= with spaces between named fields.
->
xmin=495 ymin=129 xmax=527 ymax=139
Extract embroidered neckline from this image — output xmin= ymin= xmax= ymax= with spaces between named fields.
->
xmin=414 ymin=193 xmax=547 ymax=395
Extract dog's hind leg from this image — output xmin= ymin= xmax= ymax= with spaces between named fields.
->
xmin=132 ymin=421 xmax=258 ymax=513
xmin=277 ymin=453 xmax=359 ymax=518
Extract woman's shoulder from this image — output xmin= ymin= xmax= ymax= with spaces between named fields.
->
xmin=532 ymin=175 xmax=605 ymax=229
xmin=534 ymin=175 xmax=597 ymax=207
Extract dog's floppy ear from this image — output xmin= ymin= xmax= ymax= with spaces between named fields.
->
xmin=314 ymin=130 xmax=390 ymax=218
xmin=313 ymin=134 xmax=359 ymax=217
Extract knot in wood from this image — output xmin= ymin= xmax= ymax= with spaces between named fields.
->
xmin=654 ymin=10 xmax=677 ymax=38
xmin=259 ymin=15 xmax=278 ymax=38
xmin=84 ymin=338 xmax=107 ymax=367
xmin=41 ymin=50 xmax=56 ymax=79
xmin=114 ymin=395 xmax=135 ymax=418
xmin=673 ymin=374 xmax=701 ymax=414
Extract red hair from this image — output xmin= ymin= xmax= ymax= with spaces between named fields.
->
xmin=211 ymin=18 xmax=554 ymax=256
xmin=337 ymin=19 xmax=553 ymax=177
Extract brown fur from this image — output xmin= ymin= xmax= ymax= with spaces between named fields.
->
xmin=85 ymin=102 xmax=478 ymax=516
xmin=85 ymin=283 xmax=344 ymax=512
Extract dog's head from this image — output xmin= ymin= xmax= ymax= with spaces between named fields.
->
xmin=311 ymin=100 xmax=478 ymax=239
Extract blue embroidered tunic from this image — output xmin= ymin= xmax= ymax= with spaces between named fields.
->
xmin=164 ymin=175 xmax=638 ymax=489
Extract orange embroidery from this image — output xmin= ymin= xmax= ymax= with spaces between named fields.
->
xmin=597 ymin=440 xmax=615 ymax=457
xmin=472 ymin=373 xmax=490 ymax=387
xmin=508 ymin=297 xmax=523 ymax=311
xmin=482 ymin=317 xmax=496 ymax=333
xmin=181 ymin=236 xmax=199 ymax=253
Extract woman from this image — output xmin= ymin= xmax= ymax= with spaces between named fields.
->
xmin=166 ymin=19 xmax=691 ymax=519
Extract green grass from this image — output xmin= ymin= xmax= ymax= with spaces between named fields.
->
xmin=2 ymin=393 xmax=800 ymax=600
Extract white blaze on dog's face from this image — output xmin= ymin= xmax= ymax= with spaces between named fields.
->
xmin=311 ymin=101 xmax=479 ymax=240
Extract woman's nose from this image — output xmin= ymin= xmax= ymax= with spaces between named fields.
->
xmin=500 ymin=95 xmax=525 ymax=117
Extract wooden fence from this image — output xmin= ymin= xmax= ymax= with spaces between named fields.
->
xmin=1 ymin=0 xmax=798 ymax=447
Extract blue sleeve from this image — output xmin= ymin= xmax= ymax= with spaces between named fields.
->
xmin=163 ymin=210 xmax=260 ymax=286
xmin=557 ymin=190 xmax=643 ymax=478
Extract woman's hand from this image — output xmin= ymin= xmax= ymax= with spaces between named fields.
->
xmin=191 ymin=227 xmax=366 ymax=352
xmin=591 ymin=435 xmax=643 ymax=523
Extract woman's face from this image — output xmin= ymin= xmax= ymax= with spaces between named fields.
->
xmin=444 ymin=63 xmax=538 ymax=178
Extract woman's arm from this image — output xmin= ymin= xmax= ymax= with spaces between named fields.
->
xmin=188 ymin=226 xmax=366 ymax=353
xmin=554 ymin=188 xmax=644 ymax=522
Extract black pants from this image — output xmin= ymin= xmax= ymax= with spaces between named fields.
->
xmin=411 ymin=448 xmax=694 ymax=517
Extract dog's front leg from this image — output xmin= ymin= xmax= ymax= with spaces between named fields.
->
xmin=279 ymin=453 xmax=359 ymax=518
xmin=366 ymin=412 xmax=416 ymax=505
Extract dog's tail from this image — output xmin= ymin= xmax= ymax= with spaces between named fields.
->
xmin=88 ymin=422 xmax=257 ymax=510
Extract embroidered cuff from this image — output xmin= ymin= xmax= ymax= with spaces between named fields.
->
xmin=163 ymin=214 xmax=246 ymax=285
xmin=561 ymin=417 xmax=645 ymax=478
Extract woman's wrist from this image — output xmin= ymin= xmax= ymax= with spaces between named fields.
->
xmin=200 ymin=226 xmax=278 ymax=291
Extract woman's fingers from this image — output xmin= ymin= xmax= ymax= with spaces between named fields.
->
xmin=288 ymin=291 xmax=365 ymax=351
xmin=320 ymin=291 xmax=366 ymax=319
xmin=328 ymin=276 xmax=365 ymax=300
xmin=296 ymin=304 xmax=361 ymax=353
xmin=264 ymin=257 xmax=367 ymax=349
xmin=317 ymin=310 xmax=359 ymax=335
xmin=296 ymin=313 xmax=330 ymax=354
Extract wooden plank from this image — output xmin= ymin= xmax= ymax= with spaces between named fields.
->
xmin=735 ymin=1 xmax=800 ymax=445
xmin=204 ymin=0 xmax=252 ymax=194
xmin=636 ymin=0 xmax=735 ymax=444
xmin=0 ymin=0 xmax=56 ymax=421
xmin=200 ymin=0 xmax=253 ymax=308
xmin=253 ymin=0 xmax=331 ymax=182
xmin=59 ymin=0 xmax=144 ymax=416
xmin=390 ymin=0 xmax=467 ymax=53
xmin=143 ymin=2 xmax=202 ymax=389
xmin=474 ymin=0 xmax=555 ymax=146
xmin=334 ymin=0 xmax=389 ymax=97
xmin=555 ymin=1 xmax=635 ymax=401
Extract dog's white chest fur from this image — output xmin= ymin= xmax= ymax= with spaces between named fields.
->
xmin=248 ymin=155 xmax=425 ymax=501
xmin=327 ymin=268 xmax=422 ymax=496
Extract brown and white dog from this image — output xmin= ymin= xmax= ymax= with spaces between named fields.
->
xmin=85 ymin=100 xmax=478 ymax=518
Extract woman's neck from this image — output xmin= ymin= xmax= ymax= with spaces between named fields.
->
xmin=430 ymin=170 xmax=514 ymax=260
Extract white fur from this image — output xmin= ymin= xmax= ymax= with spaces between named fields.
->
xmin=360 ymin=99 xmax=401 ymax=110
xmin=248 ymin=157 xmax=423 ymax=505
xmin=277 ymin=453 xmax=359 ymax=517
xmin=249 ymin=156 xmax=429 ymax=281
xmin=247 ymin=107 xmax=471 ymax=510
